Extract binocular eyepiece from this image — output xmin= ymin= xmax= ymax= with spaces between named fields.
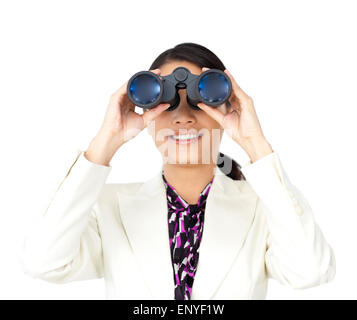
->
xmin=127 ymin=67 xmax=232 ymax=111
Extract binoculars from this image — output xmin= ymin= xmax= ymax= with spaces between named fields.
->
xmin=127 ymin=67 xmax=232 ymax=111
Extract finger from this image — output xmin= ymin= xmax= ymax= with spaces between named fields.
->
xmin=197 ymin=102 xmax=225 ymax=126
xmin=151 ymin=68 xmax=165 ymax=81
xmin=149 ymin=68 xmax=161 ymax=75
xmin=142 ymin=103 xmax=171 ymax=127
xmin=111 ymin=81 xmax=135 ymax=114
xmin=202 ymin=67 xmax=210 ymax=72
xmin=110 ymin=78 xmax=130 ymax=102
xmin=224 ymin=69 xmax=251 ymax=102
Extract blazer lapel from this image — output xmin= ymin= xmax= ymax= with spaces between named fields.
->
xmin=191 ymin=169 xmax=257 ymax=299
xmin=117 ymin=168 xmax=174 ymax=299
xmin=118 ymin=166 xmax=257 ymax=300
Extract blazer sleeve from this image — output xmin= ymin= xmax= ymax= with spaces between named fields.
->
xmin=240 ymin=151 xmax=336 ymax=289
xmin=20 ymin=149 xmax=112 ymax=284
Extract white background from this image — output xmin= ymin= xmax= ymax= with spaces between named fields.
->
xmin=1 ymin=0 xmax=356 ymax=299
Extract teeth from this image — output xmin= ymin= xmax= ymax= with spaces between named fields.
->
xmin=171 ymin=134 xmax=202 ymax=140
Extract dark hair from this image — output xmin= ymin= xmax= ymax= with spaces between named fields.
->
xmin=149 ymin=42 xmax=246 ymax=181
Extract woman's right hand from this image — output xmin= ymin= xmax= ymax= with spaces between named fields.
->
xmin=84 ymin=69 xmax=170 ymax=166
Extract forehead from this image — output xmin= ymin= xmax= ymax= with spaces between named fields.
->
xmin=158 ymin=60 xmax=202 ymax=77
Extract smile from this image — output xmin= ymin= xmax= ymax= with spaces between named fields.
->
xmin=168 ymin=134 xmax=203 ymax=144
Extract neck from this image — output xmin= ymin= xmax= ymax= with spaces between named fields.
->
xmin=162 ymin=163 xmax=217 ymax=205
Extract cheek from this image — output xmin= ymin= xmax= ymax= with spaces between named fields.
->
xmin=146 ymin=114 xmax=166 ymax=138
xmin=200 ymin=115 xmax=222 ymax=132
xmin=205 ymin=104 xmax=228 ymax=131
xmin=149 ymin=122 xmax=172 ymax=145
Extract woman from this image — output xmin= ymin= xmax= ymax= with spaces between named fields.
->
xmin=21 ymin=42 xmax=336 ymax=300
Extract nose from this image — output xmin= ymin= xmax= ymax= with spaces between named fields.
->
xmin=171 ymin=89 xmax=197 ymax=125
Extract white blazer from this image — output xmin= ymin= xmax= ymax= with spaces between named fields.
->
xmin=21 ymin=148 xmax=336 ymax=300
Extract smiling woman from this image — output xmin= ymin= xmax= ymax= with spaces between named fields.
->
xmin=146 ymin=43 xmax=245 ymax=183
xmin=21 ymin=42 xmax=335 ymax=300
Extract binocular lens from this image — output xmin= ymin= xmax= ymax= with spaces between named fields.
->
xmin=198 ymin=73 xmax=229 ymax=103
xmin=129 ymin=74 xmax=161 ymax=105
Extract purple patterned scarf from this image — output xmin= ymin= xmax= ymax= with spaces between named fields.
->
xmin=162 ymin=173 xmax=214 ymax=300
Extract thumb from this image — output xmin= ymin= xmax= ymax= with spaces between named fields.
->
xmin=197 ymin=102 xmax=224 ymax=126
xmin=142 ymin=103 xmax=171 ymax=127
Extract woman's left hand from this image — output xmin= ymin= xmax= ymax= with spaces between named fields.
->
xmin=197 ymin=67 xmax=274 ymax=163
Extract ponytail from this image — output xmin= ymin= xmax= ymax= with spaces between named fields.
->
xmin=217 ymin=152 xmax=246 ymax=181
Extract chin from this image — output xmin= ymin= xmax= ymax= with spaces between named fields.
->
xmin=166 ymin=153 xmax=202 ymax=165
